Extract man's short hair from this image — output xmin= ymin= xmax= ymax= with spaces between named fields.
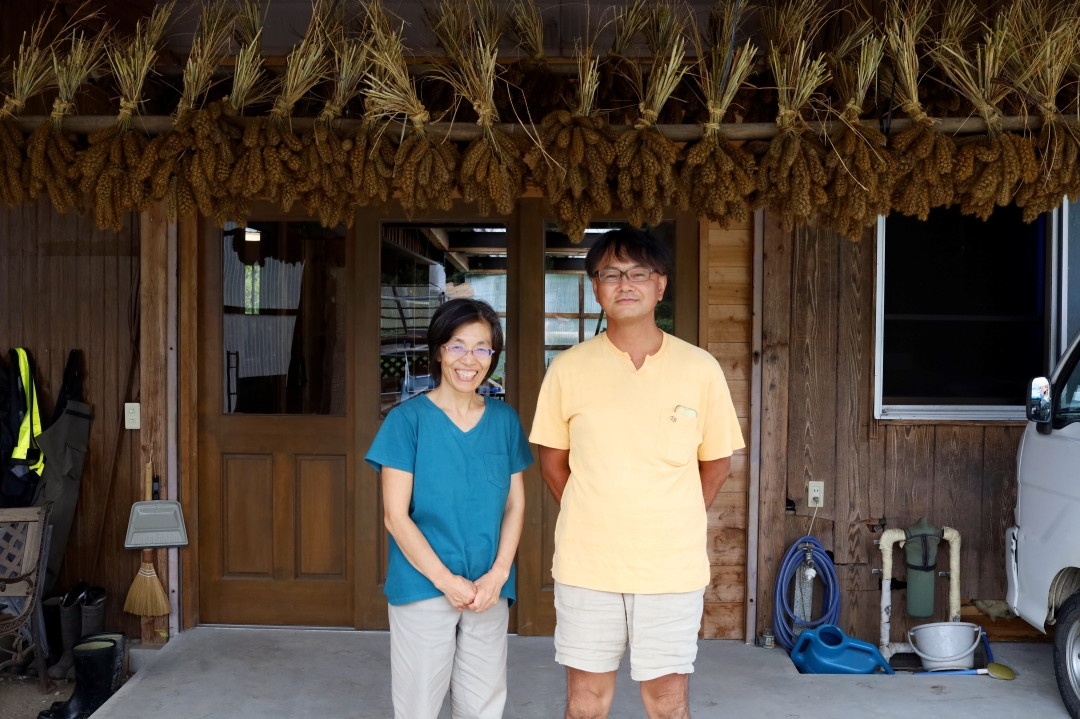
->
xmin=584 ymin=228 xmax=674 ymax=277
xmin=426 ymin=298 xmax=504 ymax=386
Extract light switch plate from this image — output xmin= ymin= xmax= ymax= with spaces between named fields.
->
xmin=124 ymin=402 xmax=141 ymax=430
xmin=808 ymin=481 xmax=824 ymax=508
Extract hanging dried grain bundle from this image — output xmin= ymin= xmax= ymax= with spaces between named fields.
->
xmin=599 ymin=0 xmax=649 ymax=124
xmin=507 ymin=0 xmax=565 ymax=120
xmin=79 ymin=3 xmax=172 ymax=231
xmin=144 ymin=2 xmax=236 ymax=224
xmin=933 ymin=1 xmax=1030 ymax=221
xmin=820 ymin=28 xmax=893 ymax=239
xmin=884 ymin=0 xmax=956 ymax=220
xmin=430 ymin=0 xmax=524 ymax=217
xmin=525 ymin=15 xmax=617 ymax=242
xmin=299 ymin=30 xmax=367 ymax=227
xmin=679 ymin=0 xmax=757 ymax=228
xmin=363 ymin=0 xmax=456 ymax=216
xmin=0 ymin=7 xmax=63 ymax=207
xmin=753 ymin=0 xmax=831 ymax=231
xmin=1005 ymin=1 xmax=1078 ymax=221
xmin=611 ymin=2 xmax=689 ymax=228
xmin=27 ymin=26 xmax=108 ymax=213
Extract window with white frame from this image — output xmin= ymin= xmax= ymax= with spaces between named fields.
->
xmin=874 ymin=204 xmax=1049 ymax=420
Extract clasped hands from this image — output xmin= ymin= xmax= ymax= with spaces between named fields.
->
xmin=439 ymin=571 xmax=505 ymax=613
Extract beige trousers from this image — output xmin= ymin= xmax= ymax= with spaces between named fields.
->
xmin=388 ymin=596 xmax=509 ymax=719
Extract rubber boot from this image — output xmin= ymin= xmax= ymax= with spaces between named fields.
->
xmin=79 ymin=593 xmax=105 ymax=639
xmin=47 ymin=604 xmax=81 ymax=680
xmin=37 ymin=640 xmax=117 ymax=719
xmin=46 ymin=632 xmax=126 ymax=712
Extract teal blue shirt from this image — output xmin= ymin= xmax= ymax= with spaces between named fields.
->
xmin=365 ymin=394 xmax=533 ymax=606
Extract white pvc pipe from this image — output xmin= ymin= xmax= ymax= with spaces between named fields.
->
xmin=878 ymin=529 xmax=912 ymax=659
xmin=943 ymin=527 xmax=962 ymax=622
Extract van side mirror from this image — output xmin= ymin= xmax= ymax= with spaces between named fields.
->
xmin=1028 ymin=377 xmax=1052 ymax=423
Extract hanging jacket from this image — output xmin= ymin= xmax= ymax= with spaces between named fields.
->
xmin=1 ymin=348 xmax=45 ymax=508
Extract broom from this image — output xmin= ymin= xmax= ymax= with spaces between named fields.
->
xmin=123 ymin=460 xmax=170 ymax=617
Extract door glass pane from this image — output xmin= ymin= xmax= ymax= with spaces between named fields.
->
xmin=380 ymin=223 xmax=508 ymax=418
xmin=543 ymin=221 xmax=676 ymax=369
xmin=222 ymin=221 xmax=347 ymax=415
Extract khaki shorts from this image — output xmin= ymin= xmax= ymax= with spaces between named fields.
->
xmin=553 ymin=581 xmax=705 ymax=682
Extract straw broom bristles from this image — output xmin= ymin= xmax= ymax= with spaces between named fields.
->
xmin=754 ymin=0 xmax=831 ymax=231
xmin=933 ymin=1 xmax=1032 ymax=221
xmin=885 ymin=0 xmax=956 ymax=220
xmin=526 ymin=14 xmax=617 ymax=242
xmin=1005 ymin=0 xmax=1080 ymax=221
xmin=431 ymin=0 xmax=524 ymax=217
xmin=364 ymin=0 xmax=456 ymax=216
xmin=613 ymin=1 xmax=689 ymax=228
xmin=123 ymin=548 xmax=170 ymax=618
xmin=820 ymin=29 xmax=893 ymax=240
xmin=679 ymin=0 xmax=758 ymax=228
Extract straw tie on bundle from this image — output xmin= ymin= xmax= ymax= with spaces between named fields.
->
xmin=1004 ymin=1 xmax=1079 ymax=222
xmin=613 ymin=1 xmax=688 ymax=229
xmin=26 ymin=18 xmax=105 ymax=214
xmin=934 ymin=1 xmax=1035 ymax=221
xmin=525 ymin=14 xmax=617 ymax=243
xmin=431 ymin=0 xmax=524 ymax=217
xmin=679 ymin=0 xmax=757 ymax=228
xmin=820 ymin=23 xmax=892 ymax=240
xmin=753 ymin=0 xmax=831 ymax=231
xmin=80 ymin=3 xmax=173 ymax=231
xmin=364 ymin=0 xmax=457 ymax=217
xmin=885 ymin=0 xmax=955 ymax=220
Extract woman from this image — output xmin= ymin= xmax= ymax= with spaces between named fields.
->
xmin=366 ymin=298 xmax=531 ymax=719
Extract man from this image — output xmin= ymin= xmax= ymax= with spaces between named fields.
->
xmin=530 ymin=228 xmax=744 ymax=719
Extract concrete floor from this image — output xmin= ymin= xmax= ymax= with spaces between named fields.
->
xmin=91 ymin=627 xmax=1068 ymax=719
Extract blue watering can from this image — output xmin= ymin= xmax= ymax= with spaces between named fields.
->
xmin=789 ymin=624 xmax=894 ymax=675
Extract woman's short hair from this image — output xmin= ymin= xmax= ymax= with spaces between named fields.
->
xmin=427 ymin=298 xmax=504 ymax=386
xmin=584 ymin=227 xmax=674 ymax=277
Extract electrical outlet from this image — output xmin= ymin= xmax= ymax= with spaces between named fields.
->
xmin=124 ymin=402 xmax=141 ymax=430
xmin=807 ymin=481 xmax=824 ymax=508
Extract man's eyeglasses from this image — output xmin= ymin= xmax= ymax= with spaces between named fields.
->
xmin=593 ymin=268 xmax=657 ymax=284
xmin=443 ymin=344 xmax=496 ymax=359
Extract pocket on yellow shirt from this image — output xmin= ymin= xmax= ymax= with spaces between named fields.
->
xmin=656 ymin=409 xmax=699 ymax=466
xmin=484 ymin=453 xmax=511 ymax=489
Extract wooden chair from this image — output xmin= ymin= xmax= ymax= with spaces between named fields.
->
xmin=0 ymin=505 xmax=52 ymax=692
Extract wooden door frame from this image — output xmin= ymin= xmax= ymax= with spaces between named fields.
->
xmin=512 ymin=203 xmax=702 ymax=636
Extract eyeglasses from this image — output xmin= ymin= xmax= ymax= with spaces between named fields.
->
xmin=593 ymin=268 xmax=657 ymax=284
xmin=443 ymin=344 xmax=496 ymax=359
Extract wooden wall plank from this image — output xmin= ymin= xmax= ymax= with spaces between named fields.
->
xmin=787 ymin=221 xmax=839 ymax=521
xmin=832 ymin=228 xmax=876 ymax=565
xmin=756 ymin=211 xmax=792 ymax=639
xmin=702 ymin=602 xmax=744 ymax=639
xmin=933 ymin=426 xmax=986 ymax=600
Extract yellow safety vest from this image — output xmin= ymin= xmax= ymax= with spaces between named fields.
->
xmin=10 ymin=348 xmax=44 ymax=475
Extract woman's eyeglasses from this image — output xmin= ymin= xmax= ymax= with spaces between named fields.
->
xmin=593 ymin=268 xmax=656 ymax=284
xmin=443 ymin=344 xmax=496 ymax=359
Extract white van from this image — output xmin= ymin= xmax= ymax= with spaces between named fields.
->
xmin=1008 ymin=341 xmax=1080 ymax=718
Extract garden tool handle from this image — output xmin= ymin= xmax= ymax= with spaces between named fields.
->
xmin=145 ymin=461 xmax=153 ymax=502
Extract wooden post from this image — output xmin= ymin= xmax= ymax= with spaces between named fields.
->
xmin=139 ymin=201 xmax=170 ymax=645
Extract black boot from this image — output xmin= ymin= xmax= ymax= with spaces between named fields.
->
xmin=48 ymin=583 xmax=89 ymax=680
xmin=45 ymin=632 xmax=126 ymax=712
xmin=37 ymin=639 xmax=117 ymax=719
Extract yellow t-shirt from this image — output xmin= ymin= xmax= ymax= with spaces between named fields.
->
xmin=530 ymin=332 xmax=744 ymax=594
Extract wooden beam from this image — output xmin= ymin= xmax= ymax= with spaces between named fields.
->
xmin=178 ymin=209 xmax=199 ymax=631
xmin=11 ymin=114 xmax=1065 ymax=140
xmin=139 ymin=200 xmax=170 ymax=645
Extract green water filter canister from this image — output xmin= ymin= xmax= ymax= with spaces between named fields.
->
xmin=903 ymin=517 xmax=942 ymax=618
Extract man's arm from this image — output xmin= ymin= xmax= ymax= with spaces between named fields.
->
xmin=699 ymin=456 xmax=732 ymax=508
xmin=538 ymin=445 xmax=571 ymax=504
